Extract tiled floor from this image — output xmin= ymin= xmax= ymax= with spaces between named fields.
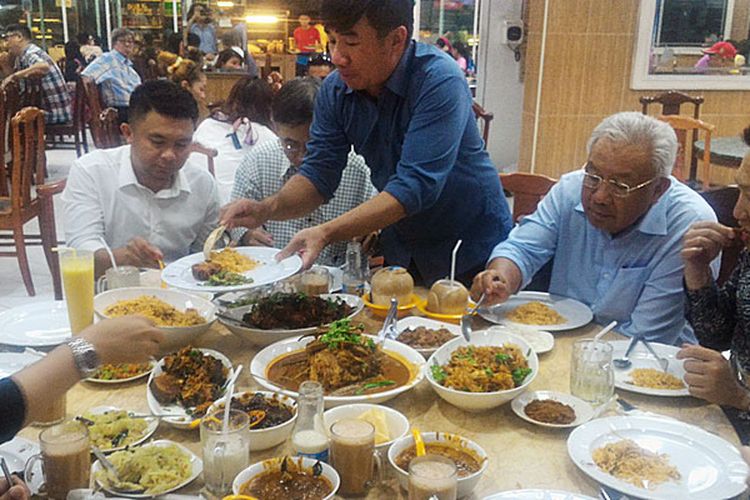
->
xmin=0 ymin=146 xmax=77 ymax=311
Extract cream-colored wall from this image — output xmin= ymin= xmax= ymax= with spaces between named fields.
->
xmin=520 ymin=0 xmax=750 ymax=184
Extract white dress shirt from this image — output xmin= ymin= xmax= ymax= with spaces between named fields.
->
xmin=61 ymin=145 xmax=220 ymax=263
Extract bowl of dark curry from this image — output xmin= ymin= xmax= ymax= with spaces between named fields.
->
xmin=232 ymin=455 xmax=339 ymax=500
xmin=387 ymin=431 xmax=489 ymax=498
xmin=208 ymin=391 xmax=297 ymax=450
xmin=510 ymin=390 xmax=595 ymax=429
xmin=395 ymin=316 xmax=461 ymax=358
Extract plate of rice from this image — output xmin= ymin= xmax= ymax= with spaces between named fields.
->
xmin=611 ymin=340 xmax=689 ymax=397
xmin=478 ymin=292 xmax=593 ymax=331
xmin=94 ymin=288 xmax=216 ymax=352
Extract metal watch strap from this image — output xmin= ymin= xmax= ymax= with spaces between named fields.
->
xmin=66 ymin=337 xmax=101 ymax=378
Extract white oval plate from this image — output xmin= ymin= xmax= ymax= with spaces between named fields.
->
xmin=394 ymin=316 xmax=461 ymax=358
xmin=611 ymin=340 xmax=690 ymax=397
xmin=0 ymin=301 xmax=71 ymax=347
xmin=484 ymin=490 xmax=596 ymax=500
xmin=482 ymin=325 xmax=554 ymax=354
xmin=0 ymin=349 xmax=45 ymax=378
xmin=86 ymin=360 xmax=156 ymax=385
xmin=162 ymin=246 xmax=303 ymax=293
xmin=81 ymin=406 xmax=159 ymax=453
xmin=479 ymin=292 xmax=593 ymax=331
xmin=146 ymin=348 xmax=234 ymax=429
xmin=511 ymin=390 xmax=594 ymax=428
xmin=250 ymin=334 xmax=425 ymax=407
xmin=567 ymin=415 xmax=748 ymax=500
xmin=93 ymin=439 xmax=203 ymax=498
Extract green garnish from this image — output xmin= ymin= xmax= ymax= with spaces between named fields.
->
xmin=495 ymin=353 xmax=511 ymax=363
xmin=319 ymin=319 xmax=371 ymax=349
xmin=512 ymin=367 xmax=532 ymax=386
xmin=354 ymin=380 xmax=395 ymax=395
xmin=484 ymin=368 xmax=494 ymax=377
xmin=202 ymin=270 xmax=254 ymax=286
xmin=431 ymin=364 xmax=447 ymax=383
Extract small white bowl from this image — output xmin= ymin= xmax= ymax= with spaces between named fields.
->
xmin=511 ymin=390 xmax=594 ymax=428
xmin=387 ymin=431 xmax=488 ymax=498
xmin=323 ymin=403 xmax=409 ymax=453
xmin=94 ymin=287 xmax=216 ymax=353
xmin=208 ymin=390 xmax=297 ymax=451
xmin=232 ymin=456 xmax=340 ymax=499
xmin=425 ymin=329 xmax=539 ymax=412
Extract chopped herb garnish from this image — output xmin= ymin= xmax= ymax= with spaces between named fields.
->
xmin=495 ymin=353 xmax=511 ymax=363
xmin=355 ymin=380 xmax=395 ymax=395
xmin=431 ymin=364 xmax=447 ymax=383
xmin=512 ymin=367 xmax=532 ymax=386
xmin=319 ymin=319 xmax=370 ymax=350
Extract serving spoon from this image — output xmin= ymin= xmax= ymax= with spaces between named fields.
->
xmin=92 ymin=446 xmax=145 ymax=494
xmin=460 ymin=293 xmax=486 ymax=342
xmin=613 ymin=335 xmax=639 ymax=369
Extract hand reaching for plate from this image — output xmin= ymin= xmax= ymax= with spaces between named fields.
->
xmin=471 ymin=258 xmax=522 ymax=305
xmin=276 ymin=226 xmax=329 ymax=270
xmin=220 ymin=199 xmax=270 ymax=231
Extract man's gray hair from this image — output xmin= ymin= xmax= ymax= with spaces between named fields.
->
xmin=586 ymin=111 xmax=677 ymax=177
xmin=111 ymin=28 xmax=134 ymax=44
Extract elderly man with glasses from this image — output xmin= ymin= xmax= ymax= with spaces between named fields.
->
xmin=472 ymin=112 xmax=717 ymax=345
xmin=229 ymin=77 xmax=375 ymax=266
xmin=81 ymin=28 xmax=142 ymax=124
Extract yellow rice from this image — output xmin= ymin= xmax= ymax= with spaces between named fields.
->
xmin=208 ymin=248 xmax=259 ymax=273
xmin=104 ymin=296 xmax=205 ymax=327
xmin=507 ymin=301 xmax=565 ymax=325
xmin=629 ymin=368 xmax=685 ymax=390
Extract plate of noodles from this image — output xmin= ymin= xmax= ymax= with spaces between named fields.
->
xmin=161 ymin=246 xmax=303 ymax=293
xmin=611 ymin=340 xmax=689 ymax=397
xmin=567 ymin=415 xmax=748 ymax=499
xmin=478 ymin=292 xmax=593 ymax=331
xmin=93 ymin=439 xmax=202 ymax=497
xmin=78 ymin=406 xmax=159 ymax=453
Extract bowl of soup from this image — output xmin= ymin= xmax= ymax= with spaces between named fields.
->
xmin=233 ymin=456 xmax=339 ymax=500
xmin=387 ymin=431 xmax=488 ymax=498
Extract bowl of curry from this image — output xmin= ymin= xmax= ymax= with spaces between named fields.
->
xmin=232 ymin=456 xmax=339 ymax=500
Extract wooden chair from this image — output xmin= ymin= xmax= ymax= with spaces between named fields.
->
xmin=46 ymin=78 xmax=88 ymax=156
xmin=189 ymin=142 xmax=219 ymax=176
xmin=700 ymin=185 xmax=741 ymax=286
xmin=80 ymin=76 xmax=105 ymax=148
xmin=91 ymin=107 xmax=124 ymax=149
xmin=640 ymin=90 xmax=703 ymax=119
xmin=0 ymin=107 xmax=64 ymax=299
xmin=499 ymin=171 xmax=557 ymax=223
xmin=472 ymin=101 xmax=493 ymax=149
xmin=658 ymin=115 xmax=716 ymax=187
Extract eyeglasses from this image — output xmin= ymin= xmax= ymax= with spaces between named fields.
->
xmin=279 ymin=138 xmax=305 ymax=155
xmin=582 ymin=163 xmax=658 ymax=198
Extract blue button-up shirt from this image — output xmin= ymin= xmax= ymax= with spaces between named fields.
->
xmin=81 ymin=50 xmax=141 ymax=107
xmin=300 ymin=41 xmax=512 ymax=283
xmin=490 ymin=170 xmax=719 ymax=345
xmin=190 ymin=23 xmax=217 ymax=54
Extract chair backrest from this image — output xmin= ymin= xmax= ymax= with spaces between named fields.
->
xmin=95 ymin=108 xmax=124 ymax=149
xmin=80 ymin=76 xmax=103 ymax=119
xmin=22 ymin=77 xmax=43 ymax=108
xmin=472 ymin=101 xmax=493 ymax=149
xmin=189 ymin=142 xmax=219 ymax=176
xmin=72 ymin=78 xmax=85 ymax=130
xmin=499 ymin=172 xmax=557 ymax=223
xmin=10 ymin=106 xmax=45 ymax=211
xmin=700 ymin=185 xmax=741 ymax=285
xmin=640 ymin=90 xmax=704 ymax=118
xmin=658 ymin=114 xmax=716 ymax=186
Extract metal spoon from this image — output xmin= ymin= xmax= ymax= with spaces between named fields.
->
xmin=460 ymin=293 xmax=486 ymax=342
xmin=613 ymin=335 xmax=639 ymax=369
xmin=377 ymin=298 xmax=399 ymax=346
xmin=641 ymin=339 xmax=669 ymax=373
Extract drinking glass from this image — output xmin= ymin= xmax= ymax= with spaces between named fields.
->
xmin=59 ymin=249 xmax=94 ymax=335
xmin=329 ymin=418 xmax=382 ymax=496
xmin=95 ymin=265 xmax=140 ymax=293
xmin=298 ymin=266 xmax=333 ymax=296
xmin=200 ymin=409 xmax=250 ymax=496
xmin=30 ymin=394 xmax=66 ymax=426
xmin=570 ymin=339 xmax=615 ymax=405
xmin=408 ymin=454 xmax=457 ymax=500
xmin=24 ymin=420 xmax=90 ymax=499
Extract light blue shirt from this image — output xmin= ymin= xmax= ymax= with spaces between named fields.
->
xmin=489 ymin=170 xmax=718 ymax=345
xmin=190 ymin=23 xmax=217 ymax=54
xmin=81 ymin=50 xmax=141 ymax=107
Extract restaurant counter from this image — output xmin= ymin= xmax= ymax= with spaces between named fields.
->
xmin=17 ymin=307 xmax=740 ymax=498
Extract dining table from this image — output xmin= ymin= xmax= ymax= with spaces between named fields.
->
xmin=695 ymin=136 xmax=750 ymax=168
xmin=15 ymin=295 xmax=743 ymax=499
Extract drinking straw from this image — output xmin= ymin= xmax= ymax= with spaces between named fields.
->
xmin=98 ymin=236 xmax=118 ymax=271
xmin=450 ymin=240 xmax=462 ymax=284
xmin=52 ymin=246 xmax=76 ymax=257
xmin=593 ymin=321 xmax=618 ymax=344
xmin=222 ymin=365 xmax=243 ymax=434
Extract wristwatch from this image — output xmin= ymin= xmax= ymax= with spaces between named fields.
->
xmin=66 ymin=337 xmax=101 ymax=378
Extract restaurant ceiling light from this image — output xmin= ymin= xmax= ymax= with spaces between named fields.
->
xmin=216 ymin=1 xmax=234 ymax=7
xmin=245 ymin=15 xmax=279 ymax=24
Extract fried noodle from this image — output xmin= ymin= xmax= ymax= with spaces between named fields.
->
xmin=99 ymin=444 xmax=192 ymax=494
xmin=592 ymin=439 xmax=681 ymax=489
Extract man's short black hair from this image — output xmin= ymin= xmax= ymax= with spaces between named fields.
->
xmin=321 ymin=0 xmax=414 ymax=40
xmin=5 ymin=24 xmax=31 ymax=41
xmin=272 ymin=77 xmax=321 ymax=127
xmin=128 ymin=80 xmax=198 ymax=125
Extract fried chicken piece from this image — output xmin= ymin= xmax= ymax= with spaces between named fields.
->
xmin=192 ymin=261 xmax=221 ymax=281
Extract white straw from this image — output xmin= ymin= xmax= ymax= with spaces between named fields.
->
xmin=222 ymin=365 xmax=243 ymax=434
xmin=98 ymin=237 xmax=118 ymax=271
xmin=450 ymin=240 xmax=462 ymax=284
xmin=593 ymin=321 xmax=618 ymax=343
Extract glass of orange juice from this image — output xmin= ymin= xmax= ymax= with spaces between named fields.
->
xmin=59 ymin=249 xmax=95 ymax=335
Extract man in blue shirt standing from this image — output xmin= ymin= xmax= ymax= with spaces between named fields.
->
xmin=472 ymin=112 xmax=718 ymax=345
xmin=221 ymin=0 xmax=512 ymax=285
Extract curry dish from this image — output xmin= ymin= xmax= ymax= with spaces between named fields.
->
xmin=395 ymin=439 xmax=484 ymax=477
xmin=239 ymin=457 xmax=333 ymax=500
xmin=266 ymin=319 xmax=411 ymax=396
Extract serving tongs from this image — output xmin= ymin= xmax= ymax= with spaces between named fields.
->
xmin=91 ymin=446 xmax=145 ymax=494
xmin=376 ymin=298 xmax=399 ymax=347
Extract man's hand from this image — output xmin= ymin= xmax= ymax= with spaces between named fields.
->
xmin=241 ymin=227 xmax=274 ymax=247
xmin=80 ymin=316 xmax=165 ymax=364
xmin=470 ymin=269 xmax=513 ymax=305
xmin=677 ymin=344 xmax=747 ymax=408
xmin=220 ymin=199 xmax=269 ymax=231
xmin=276 ymin=226 xmax=329 ymax=269
xmin=119 ymin=237 xmax=164 ymax=268
xmin=682 ymin=221 xmax=735 ymax=289
xmin=0 ymin=475 xmax=30 ymax=500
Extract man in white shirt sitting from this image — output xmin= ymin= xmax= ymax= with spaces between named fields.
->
xmin=62 ymin=80 xmax=220 ymax=277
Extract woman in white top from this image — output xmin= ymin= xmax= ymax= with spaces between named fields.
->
xmin=190 ymin=77 xmax=277 ymax=203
